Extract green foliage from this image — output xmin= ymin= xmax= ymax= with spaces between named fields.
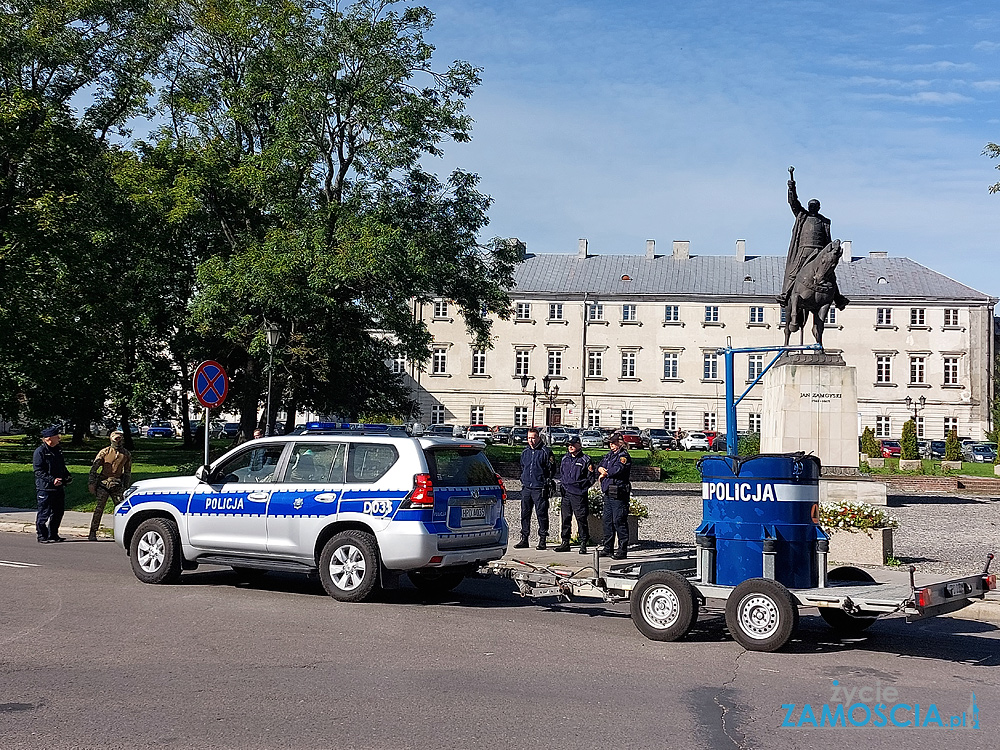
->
xmin=860 ymin=426 xmax=879 ymax=458
xmin=945 ymin=429 xmax=960 ymax=461
xmin=737 ymin=432 xmax=760 ymax=456
xmin=584 ymin=485 xmax=649 ymax=521
xmin=900 ymin=418 xmax=919 ymax=460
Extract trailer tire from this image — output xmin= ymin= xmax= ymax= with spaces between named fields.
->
xmin=630 ymin=571 xmax=699 ymax=641
xmin=725 ymin=578 xmax=798 ymax=652
xmin=819 ymin=607 xmax=878 ymax=634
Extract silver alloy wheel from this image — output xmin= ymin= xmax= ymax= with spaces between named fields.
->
xmin=641 ymin=584 xmax=681 ymax=630
xmin=737 ymin=593 xmax=781 ymax=640
xmin=137 ymin=530 xmax=165 ymax=573
xmin=328 ymin=543 xmax=366 ymax=591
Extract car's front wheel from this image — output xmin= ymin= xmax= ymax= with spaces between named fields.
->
xmin=129 ymin=518 xmax=183 ymax=584
xmin=319 ymin=530 xmax=380 ymax=602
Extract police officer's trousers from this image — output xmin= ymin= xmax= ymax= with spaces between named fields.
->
xmin=560 ymin=492 xmax=589 ymax=545
xmin=36 ymin=488 xmax=65 ymax=541
xmin=601 ymin=491 xmax=629 ymax=553
xmin=519 ymin=487 xmax=549 ymax=541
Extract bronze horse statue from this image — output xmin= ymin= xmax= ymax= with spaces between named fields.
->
xmin=782 ymin=238 xmax=849 ymax=349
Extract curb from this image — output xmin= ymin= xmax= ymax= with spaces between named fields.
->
xmin=0 ymin=521 xmax=111 ymax=538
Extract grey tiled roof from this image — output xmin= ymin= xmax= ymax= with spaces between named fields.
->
xmin=511 ymin=253 xmax=995 ymax=302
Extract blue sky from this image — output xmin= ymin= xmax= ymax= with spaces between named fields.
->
xmin=423 ymin=1 xmax=1000 ymax=299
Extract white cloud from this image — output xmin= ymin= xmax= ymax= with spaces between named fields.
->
xmin=862 ymin=91 xmax=974 ymax=104
xmin=971 ymin=80 xmax=1000 ymax=91
xmin=974 ymin=41 xmax=1000 ymax=52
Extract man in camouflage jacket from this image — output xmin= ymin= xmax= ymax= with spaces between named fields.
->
xmin=88 ymin=430 xmax=132 ymax=541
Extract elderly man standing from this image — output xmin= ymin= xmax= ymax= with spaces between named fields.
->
xmin=33 ymin=425 xmax=73 ymax=543
xmin=88 ymin=430 xmax=132 ymax=541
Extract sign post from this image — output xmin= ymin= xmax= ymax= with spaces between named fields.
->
xmin=193 ymin=360 xmax=230 ymax=468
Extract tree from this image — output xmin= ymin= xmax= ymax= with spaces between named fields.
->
xmin=944 ymin=429 xmax=960 ymax=461
xmin=860 ymin=426 xmax=879 ymax=459
xmin=900 ymin=418 xmax=919 ymax=460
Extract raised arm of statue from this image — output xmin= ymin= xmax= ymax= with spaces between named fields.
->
xmin=787 ymin=179 xmax=804 ymax=215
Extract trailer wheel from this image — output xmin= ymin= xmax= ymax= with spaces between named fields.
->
xmin=630 ymin=571 xmax=699 ymax=641
xmin=725 ymin=578 xmax=798 ymax=652
xmin=818 ymin=607 xmax=878 ymax=634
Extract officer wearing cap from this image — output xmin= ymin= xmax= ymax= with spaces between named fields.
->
xmin=87 ymin=430 xmax=132 ymax=541
xmin=33 ymin=425 xmax=73 ymax=543
xmin=554 ymin=435 xmax=595 ymax=554
xmin=597 ymin=431 xmax=632 ymax=559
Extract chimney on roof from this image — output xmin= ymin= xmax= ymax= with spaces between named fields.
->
xmin=578 ymin=238 xmax=589 ymax=259
xmin=841 ymin=240 xmax=851 ymax=257
xmin=672 ymin=240 xmax=690 ymax=260
xmin=736 ymin=239 xmax=746 ymax=262
xmin=646 ymin=239 xmax=655 ymax=259
xmin=869 ymin=250 xmax=888 ymax=259
xmin=509 ymin=238 xmax=526 ymax=260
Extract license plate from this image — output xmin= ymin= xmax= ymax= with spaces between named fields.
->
xmin=945 ymin=582 xmax=968 ymax=597
xmin=461 ymin=506 xmax=487 ymax=520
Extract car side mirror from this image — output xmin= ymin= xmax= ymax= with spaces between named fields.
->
xmin=194 ymin=465 xmax=211 ymax=483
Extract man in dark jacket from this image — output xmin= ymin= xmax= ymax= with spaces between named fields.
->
xmin=554 ymin=435 xmax=595 ymax=554
xmin=597 ymin=432 xmax=632 ymax=559
xmin=33 ymin=425 xmax=73 ymax=543
xmin=515 ymin=427 xmax=556 ymax=550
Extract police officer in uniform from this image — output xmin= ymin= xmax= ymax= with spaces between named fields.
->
xmin=33 ymin=425 xmax=72 ymax=543
xmin=87 ymin=430 xmax=132 ymax=540
xmin=554 ymin=435 xmax=595 ymax=553
xmin=515 ymin=427 xmax=557 ymax=550
xmin=597 ymin=432 xmax=632 ymax=559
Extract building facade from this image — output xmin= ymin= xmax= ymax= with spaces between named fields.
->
xmin=403 ymin=239 xmax=997 ymax=441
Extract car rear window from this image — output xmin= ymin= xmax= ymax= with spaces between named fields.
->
xmin=424 ymin=448 xmax=498 ymax=487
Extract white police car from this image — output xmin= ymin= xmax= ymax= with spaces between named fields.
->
xmin=114 ymin=427 xmax=508 ymax=601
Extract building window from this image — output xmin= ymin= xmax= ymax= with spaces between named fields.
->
xmin=877 ymin=308 xmax=892 ymax=326
xmin=620 ymin=410 xmax=634 ymax=427
xmin=547 ymin=349 xmax=562 ymax=377
xmin=431 ymin=405 xmax=445 ymax=425
xmin=513 ymin=406 xmax=528 ymax=427
xmin=664 ymin=305 xmax=680 ymax=322
xmin=587 ymin=409 xmax=601 ymax=428
xmin=943 ymin=417 xmax=958 ymax=438
xmin=944 ymin=308 xmax=959 ymax=327
xmin=824 ymin=307 xmax=837 ymax=325
xmin=588 ymin=303 xmax=604 ymax=321
xmin=433 ymin=300 xmax=448 ymax=319
xmin=548 ymin=303 xmax=563 ymax=321
xmin=748 ymin=354 xmax=764 ymax=381
xmin=910 ymin=308 xmax=925 ymax=326
xmin=780 ymin=307 xmax=787 ymax=325
xmin=749 ymin=306 xmax=764 ymax=324
xmin=515 ymin=302 xmax=531 ymax=320
xmin=663 ymin=411 xmax=677 ymax=431
xmin=876 ymin=355 xmax=892 ymax=383
xmin=621 ymin=351 xmax=637 ymax=378
xmin=587 ymin=350 xmax=603 ymax=377
xmin=622 ymin=304 xmax=637 ymax=322
xmin=943 ymin=357 xmax=959 ymax=386
xmin=472 ymin=349 xmax=487 ymax=376
xmin=914 ymin=416 xmax=924 ymax=438
xmin=747 ymin=413 xmax=761 ymax=433
xmin=704 ymin=412 xmax=717 ymax=431
xmin=470 ymin=406 xmax=484 ymax=424
xmin=703 ymin=352 xmax=718 ymax=380
xmin=432 ymin=347 xmax=447 ymax=374
xmin=909 ymin=356 xmax=925 ymax=384
xmin=704 ymin=306 xmax=719 ymax=323
xmin=390 ymin=356 xmax=406 ymax=375
xmin=876 ymin=416 xmax=890 ymax=438
xmin=515 ymin=349 xmax=530 ymax=378
xmin=663 ymin=352 xmax=678 ymax=379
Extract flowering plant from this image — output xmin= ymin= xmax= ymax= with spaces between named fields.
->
xmin=819 ymin=500 xmax=899 ymax=533
xmin=584 ymin=484 xmax=649 ymax=520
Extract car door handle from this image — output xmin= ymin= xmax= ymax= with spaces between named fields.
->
xmin=247 ymin=492 xmax=270 ymax=501
xmin=315 ymin=493 xmax=339 ymax=503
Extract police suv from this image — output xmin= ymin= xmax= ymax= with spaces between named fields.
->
xmin=114 ymin=425 xmax=508 ymax=601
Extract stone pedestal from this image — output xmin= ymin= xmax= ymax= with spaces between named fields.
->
xmin=760 ymin=353 xmax=858 ymax=471
xmin=828 ymin=527 xmax=893 ymax=566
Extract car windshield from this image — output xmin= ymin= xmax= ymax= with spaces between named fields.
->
xmin=689 ymin=433 xmax=707 ymax=438
xmin=424 ymin=448 xmax=498 ymax=487
xmin=582 ymin=430 xmax=601 ymax=437
xmin=882 ymin=441 xmax=900 ymax=447
xmin=649 ymin=430 xmax=669 ymax=436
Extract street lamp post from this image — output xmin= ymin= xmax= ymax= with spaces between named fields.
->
xmin=520 ymin=374 xmax=559 ymax=430
xmin=264 ymin=323 xmax=281 ymax=436
xmin=904 ymin=395 xmax=926 ymax=441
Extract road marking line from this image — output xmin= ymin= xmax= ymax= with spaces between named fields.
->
xmin=0 ymin=561 xmax=40 ymax=568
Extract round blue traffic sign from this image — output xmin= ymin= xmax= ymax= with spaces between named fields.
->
xmin=193 ymin=360 xmax=229 ymax=408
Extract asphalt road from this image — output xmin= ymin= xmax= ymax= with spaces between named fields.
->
xmin=1 ymin=532 xmax=998 ymax=750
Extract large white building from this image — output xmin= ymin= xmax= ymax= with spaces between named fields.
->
xmin=402 ymin=239 xmax=997 ymax=441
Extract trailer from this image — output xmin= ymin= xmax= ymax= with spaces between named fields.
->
xmin=488 ymin=552 xmax=996 ymax=652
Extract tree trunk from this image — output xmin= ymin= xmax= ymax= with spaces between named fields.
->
xmin=177 ymin=354 xmax=194 ymax=448
xmin=119 ymin=407 xmax=134 ymax=451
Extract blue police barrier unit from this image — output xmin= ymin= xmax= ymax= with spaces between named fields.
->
xmin=696 ymin=453 xmax=826 ymax=589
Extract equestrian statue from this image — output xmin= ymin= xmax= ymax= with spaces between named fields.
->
xmin=778 ymin=166 xmax=849 ymax=349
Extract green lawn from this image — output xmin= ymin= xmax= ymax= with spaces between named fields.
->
xmin=864 ymin=458 xmax=999 ymax=477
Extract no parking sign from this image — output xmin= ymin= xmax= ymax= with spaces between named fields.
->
xmin=193 ymin=360 xmax=229 ymax=408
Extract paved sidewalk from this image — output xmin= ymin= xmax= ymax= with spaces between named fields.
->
xmin=0 ymin=507 xmax=112 ymax=538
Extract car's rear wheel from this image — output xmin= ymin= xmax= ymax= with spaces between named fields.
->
xmin=319 ymin=530 xmax=380 ymax=602
xmin=129 ymin=518 xmax=183 ymax=584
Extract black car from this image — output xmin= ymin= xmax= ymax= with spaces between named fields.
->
xmin=509 ymin=427 xmax=529 ymax=445
xmin=641 ymin=428 xmax=675 ymax=450
xmin=924 ymin=440 xmax=946 ymax=459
